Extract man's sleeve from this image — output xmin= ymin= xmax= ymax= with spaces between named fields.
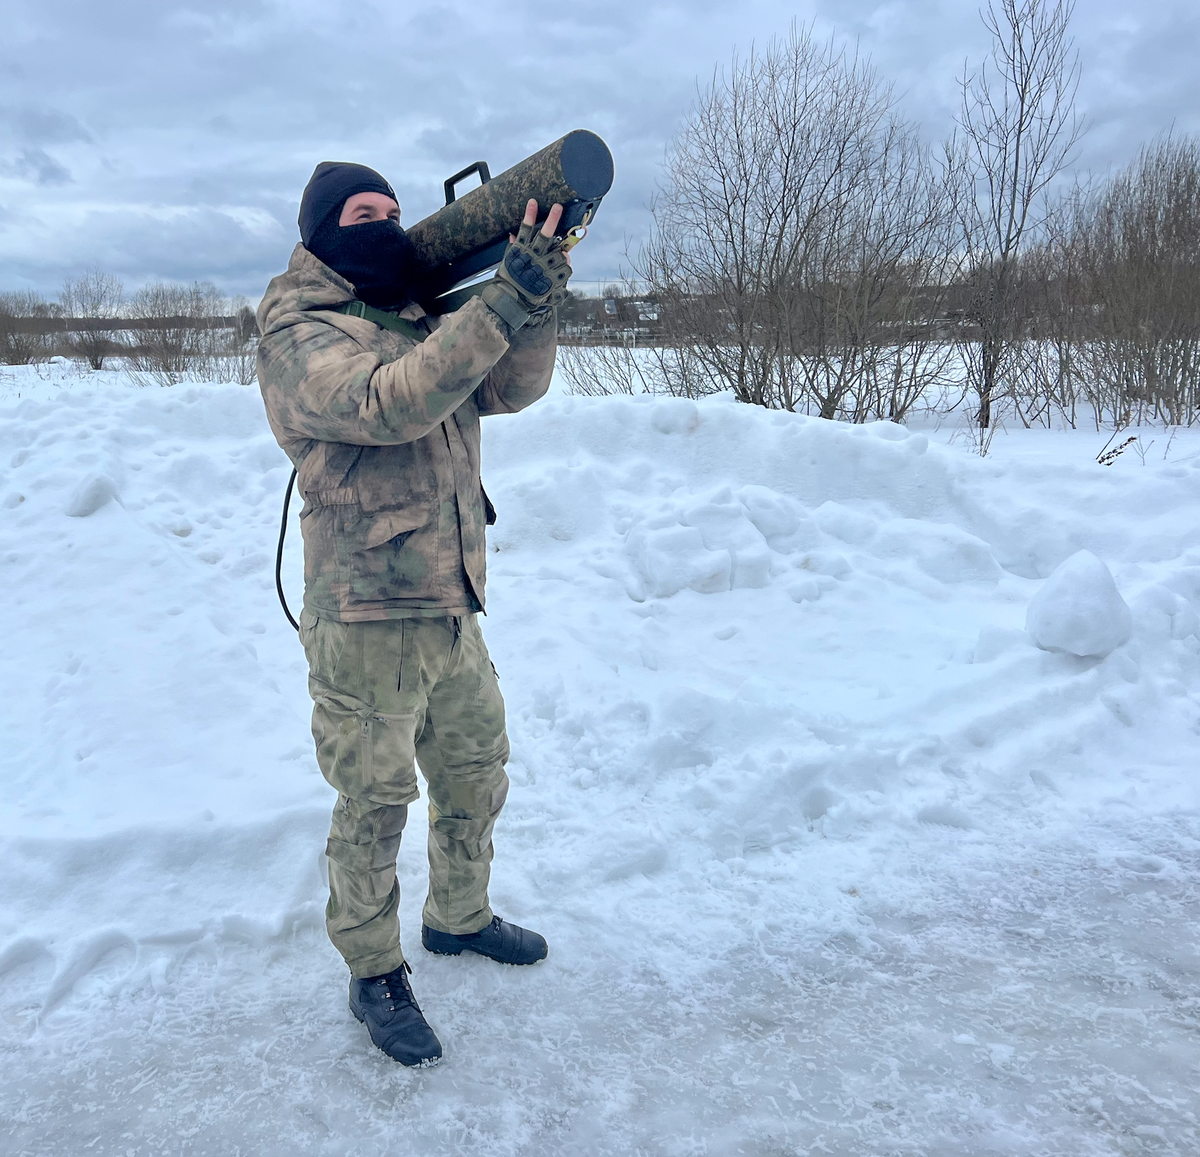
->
xmin=260 ymin=297 xmax=511 ymax=446
xmin=474 ymin=307 xmax=558 ymax=416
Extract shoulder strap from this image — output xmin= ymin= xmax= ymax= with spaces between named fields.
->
xmin=336 ymin=300 xmax=432 ymax=343
xmin=337 ymin=282 xmax=493 ymax=338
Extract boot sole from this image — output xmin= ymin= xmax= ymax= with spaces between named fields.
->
xmin=422 ymin=940 xmax=547 ymax=964
xmin=422 ymin=942 xmax=466 ymax=957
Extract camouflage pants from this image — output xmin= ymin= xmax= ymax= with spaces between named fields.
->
xmin=299 ymin=610 xmax=509 ymax=979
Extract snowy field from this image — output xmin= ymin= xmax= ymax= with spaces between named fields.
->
xmin=1 ymin=360 xmax=1198 ymax=1156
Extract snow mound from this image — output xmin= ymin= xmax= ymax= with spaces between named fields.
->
xmin=624 ymin=484 xmax=790 ymax=598
xmin=1 ymin=369 xmax=1199 ymax=1155
xmin=1025 ymin=549 xmax=1133 ymax=657
xmin=64 ymin=472 xmax=119 ymax=517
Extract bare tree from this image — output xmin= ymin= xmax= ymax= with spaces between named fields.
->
xmin=558 ymin=341 xmax=645 ymax=396
xmin=1004 ymin=185 xmax=1091 ymax=429
xmin=220 ymin=294 xmax=261 ymax=385
xmin=634 ymin=23 xmax=958 ymax=420
xmin=0 ymin=290 xmax=59 ymax=364
xmin=559 ymin=323 xmax=717 ymax=400
xmin=790 ymin=122 xmax=962 ymax=421
xmin=60 ymin=269 xmax=124 ymax=369
xmin=128 ymin=280 xmax=228 ymax=383
xmin=232 ymin=297 xmax=258 ymax=348
xmin=953 ymin=0 xmax=1086 ymax=431
xmin=636 ymin=25 xmax=898 ymax=409
xmin=1072 ymin=135 xmax=1200 ymax=426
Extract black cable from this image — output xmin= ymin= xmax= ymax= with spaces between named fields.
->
xmin=276 ymin=467 xmax=300 ymax=632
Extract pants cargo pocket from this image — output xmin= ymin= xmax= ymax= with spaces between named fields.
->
xmin=361 ymin=711 xmax=421 ymax=804
xmin=326 ymin=801 xmax=408 ymax=906
xmin=311 ymin=690 xmax=420 ymax=807
xmin=324 ymin=796 xmax=409 ymax=974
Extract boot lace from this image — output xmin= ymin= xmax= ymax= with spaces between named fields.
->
xmin=374 ymin=961 xmax=415 ymax=1013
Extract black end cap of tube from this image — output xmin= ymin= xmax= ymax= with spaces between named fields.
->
xmin=559 ymin=130 xmax=614 ymax=200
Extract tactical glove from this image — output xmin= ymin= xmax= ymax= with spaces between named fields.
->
xmin=481 ymin=217 xmax=572 ymax=331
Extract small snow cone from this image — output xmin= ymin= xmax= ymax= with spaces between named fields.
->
xmin=1025 ymin=550 xmax=1132 ymax=658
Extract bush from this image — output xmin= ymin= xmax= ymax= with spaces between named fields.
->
xmin=0 ymin=291 xmax=59 ymax=364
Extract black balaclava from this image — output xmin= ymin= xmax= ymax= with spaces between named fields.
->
xmin=298 ymin=161 xmax=424 ymax=310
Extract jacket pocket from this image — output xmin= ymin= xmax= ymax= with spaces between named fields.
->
xmin=337 ymin=508 xmax=441 ymax=604
xmin=363 ymin=508 xmax=427 ymax=549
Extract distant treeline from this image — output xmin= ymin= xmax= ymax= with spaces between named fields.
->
xmin=0 ymin=275 xmax=258 ymax=384
xmin=3 ymin=314 xmax=246 ymax=334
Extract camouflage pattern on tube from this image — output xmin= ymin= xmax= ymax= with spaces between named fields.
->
xmin=406 ymin=129 xmax=614 ymax=297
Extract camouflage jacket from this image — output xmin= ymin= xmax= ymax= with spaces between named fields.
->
xmin=257 ymin=244 xmax=556 ymax=621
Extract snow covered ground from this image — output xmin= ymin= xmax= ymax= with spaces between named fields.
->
xmin=1 ymin=360 xmax=1198 ymax=1156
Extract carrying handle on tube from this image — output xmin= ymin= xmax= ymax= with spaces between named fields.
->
xmin=444 ymin=162 xmax=491 ymax=205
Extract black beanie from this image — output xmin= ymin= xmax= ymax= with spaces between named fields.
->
xmin=298 ymin=161 xmax=397 ymax=246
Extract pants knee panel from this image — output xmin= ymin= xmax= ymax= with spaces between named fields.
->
xmin=427 ymin=770 xmax=509 ymax=860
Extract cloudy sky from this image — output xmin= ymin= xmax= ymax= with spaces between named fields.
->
xmin=2 ymin=0 xmax=1198 ymax=301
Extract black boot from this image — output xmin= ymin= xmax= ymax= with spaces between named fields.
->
xmin=349 ymin=962 xmax=442 ymax=1066
xmin=422 ymin=916 xmax=548 ymax=965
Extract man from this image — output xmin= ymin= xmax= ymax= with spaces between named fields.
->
xmin=256 ymin=160 xmax=571 ymax=1066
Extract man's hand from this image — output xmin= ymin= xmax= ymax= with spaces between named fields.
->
xmin=498 ymin=200 xmax=573 ymax=308
xmin=480 ymin=200 xmax=574 ymax=331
